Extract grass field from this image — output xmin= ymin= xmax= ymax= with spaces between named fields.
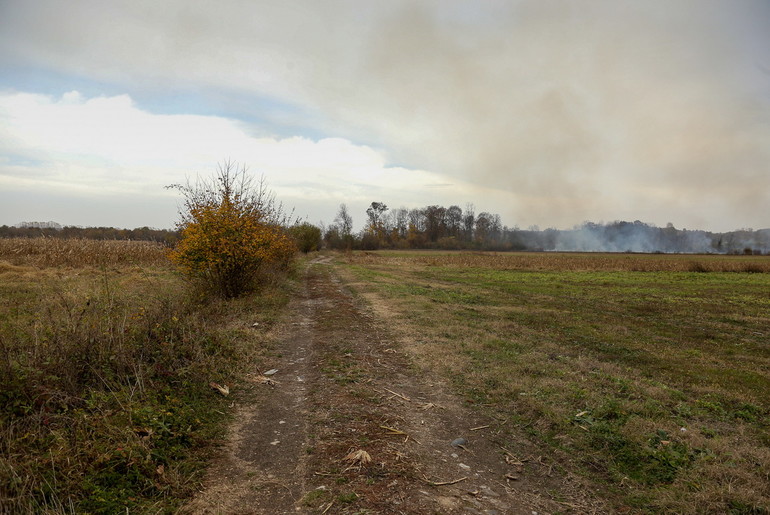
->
xmin=0 ymin=239 xmax=290 ymax=513
xmin=342 ymin=251 xmax=770 ymax=513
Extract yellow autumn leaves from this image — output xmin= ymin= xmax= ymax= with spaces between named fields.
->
xmin=168 ymin=162 xmax=296 ymax=298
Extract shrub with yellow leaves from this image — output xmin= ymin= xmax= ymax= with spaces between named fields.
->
xmin=168 ymin=161 xmax=297 ymax=298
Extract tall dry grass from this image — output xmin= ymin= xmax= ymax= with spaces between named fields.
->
xmin=0 ymin=239 xmax=290 ymax=512
xmin=0 ymin=238 xmax=170 ymax=268
xmin=350 ymin=250 xmax=770 ymax=273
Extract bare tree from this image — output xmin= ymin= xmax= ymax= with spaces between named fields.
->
xmin=446 ymin=205 xmax=463 ymax=238
xmin=334 ymin=203 xmax=353 ymax=238
xmin=463 ymin=203 xmax=476 ymax=242
xmin=366 ymin=202 xmax=388 ymax=235
xmin=391 ymin=207 xmax=409 ymax=239
xmin=475 ymin=212 xmax=492 ymax=244
xmin=423 ymin=205 xmax=446 ymax=242
xmin=408 ymin=208 xmax=425 ymax=232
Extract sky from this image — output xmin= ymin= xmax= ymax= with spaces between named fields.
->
xmin=1 ymin=0 xmax=769 ymax=232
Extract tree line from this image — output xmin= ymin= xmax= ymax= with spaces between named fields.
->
xmin=0 ymin=224 xmax=181 ymax=245
xmin=323 ymin=202 xmax=509 ymax=250
xmin=4 ymin=203 xmax=768 ymax=255
xmin=323 ymin=202 xmax=770 ymax=254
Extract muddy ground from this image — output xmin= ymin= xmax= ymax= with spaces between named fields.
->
xmin=181 ymin=259 xmax=606 ymax=514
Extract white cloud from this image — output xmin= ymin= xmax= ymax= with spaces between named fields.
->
xmin=0 ymin=90 xmax=477 ymax=228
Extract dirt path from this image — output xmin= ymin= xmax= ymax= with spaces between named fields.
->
xmin=182 ymin=259 xmax=604 ymax=514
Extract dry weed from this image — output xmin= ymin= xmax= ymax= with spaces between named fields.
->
xmin=347 ymin=250 xmax=770 ymax=273
xmin=342 ymin=449 xmax=372 ymax=469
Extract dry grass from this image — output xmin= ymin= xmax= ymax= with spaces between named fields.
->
xmin=349 ymin=250 xmax=770 ymax=273
xmin=0 ymin=237 xmax=170 ymax=268
xmin=0 ymin=242 xmax=291 ymax=512
xmin=340 ymin=250 xmax=770 ymax=513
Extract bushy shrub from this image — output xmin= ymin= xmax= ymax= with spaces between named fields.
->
xmin=288 ymin=222 xmax=322 ymax=253
xmin=168 ymin=161 xmax=296 ymax=298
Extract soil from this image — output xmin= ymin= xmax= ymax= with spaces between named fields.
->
xmin=181 ymin=258 xmax=607 ymax=514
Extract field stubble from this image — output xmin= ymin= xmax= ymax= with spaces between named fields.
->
xmin=342 ymin=251 xmax=770 ymax=513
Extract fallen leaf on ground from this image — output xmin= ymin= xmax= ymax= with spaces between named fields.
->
xmin=209 ymin=382 xmax=230 ymax=396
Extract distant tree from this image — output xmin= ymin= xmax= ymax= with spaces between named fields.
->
xmin=407 ymin=208 xmax=424 ymax=233
xmin=475 ymin=212 xmax=492 ymax=244
xmin=489 ymin=213 xmax=502 ymax=244
xmin=463 ymin=203 xmax=476 ymax=242
xmin=360 ymin=232 xmax=380 ymax=250
xmin=288 ymin=222 xmax=322 ymax=253
xmin=334 ymin=204 xmax=353 ymax=238
xmin=365 ymin=202 xmax=389 ymax=244
xmin=332 ymin=204 xmax=355 ymax=250
xmin=423 ymin=205 xmax=445 ymax=242
xmin=391 ymin=207 xmax=409 ymax=240
xmin=406 ymin=208 xmax=426 ymax=247
xmin=446 ymin=205 xmax=463 ymax=238
xmin=323 ymin=224 xmax=342 ymax=249
xmin=366 ymin=202 xmax=388 ymax=231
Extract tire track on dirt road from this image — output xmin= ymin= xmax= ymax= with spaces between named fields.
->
xmin=181 ymin=263 xmax=323 ymax=514
xmin=182 ymin=259 xmax=604 ymax=514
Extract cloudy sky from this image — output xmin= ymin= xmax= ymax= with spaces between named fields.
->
xmin=1 ymin=1 xmax=768 ymax=232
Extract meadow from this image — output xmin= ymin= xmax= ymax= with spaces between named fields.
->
xmin=0 ymin=239 xmax=289 ymax=513
xmin=342 ymin=251 xmax=770 ymax=513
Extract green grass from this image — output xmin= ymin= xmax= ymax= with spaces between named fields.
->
xmin=341 ymin=251 xmax=770 ymax=513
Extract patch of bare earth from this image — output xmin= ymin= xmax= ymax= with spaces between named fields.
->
xmin=182 ymin=259 xmax=606 ymax=514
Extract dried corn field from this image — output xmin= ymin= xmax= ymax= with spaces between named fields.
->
xmin=0 ymin=237 xmax=170 ymax=268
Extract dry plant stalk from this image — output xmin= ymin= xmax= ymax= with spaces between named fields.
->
xmin=209 ymin=382 xmax=230 ymax=396
xmin=379 ymin=425 xmax=409 ymax=438
xmin=379 ymin=425 xmax=420 ymax=444
xmin=247 ymin=373 xmax=279 ymax=386
xmin=383 ymin=388 xmax=410 ymax=401
xmin=422 ymin=475 xmax=468 ymax=486
xmin=342 ymin=449 xmax=372 ymax=470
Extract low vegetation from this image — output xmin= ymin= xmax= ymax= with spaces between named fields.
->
xmin=342 ymin=251 xmax=770 ymax=513
xmin=0 ymin=238 xmax=291 ymax=512
xmin=352 ymin=250 xmax=770 ymax=273
xmin=168 ymin=161 xmax=296 ymax=298
xmin=1 ymin=162 xmax=302 ymax=512
xmin=288 ymin=222 xmax=322 ymax=254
